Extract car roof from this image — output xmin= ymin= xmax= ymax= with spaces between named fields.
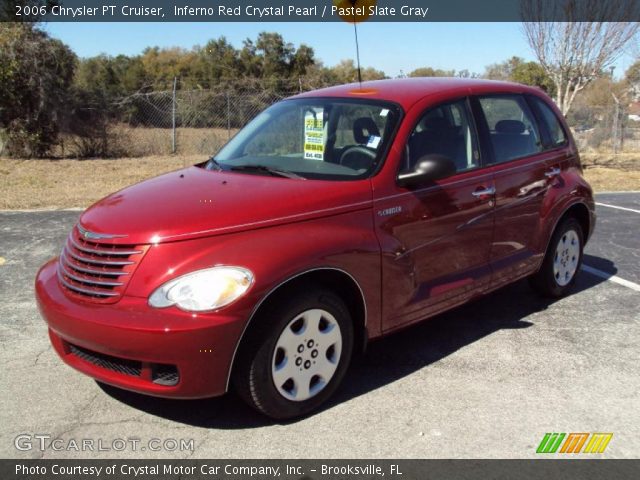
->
xmin=292 ymin=77 xmax=545 ymax=110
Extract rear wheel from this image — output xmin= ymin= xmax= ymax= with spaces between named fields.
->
xmin=530 ymin=217 xmax=584 ymax=297
xmin=233 ymin=289 xmax=353 ymax=420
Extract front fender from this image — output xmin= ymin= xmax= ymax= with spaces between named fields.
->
xmin=126 ymin=208 xmax=382 ymax=335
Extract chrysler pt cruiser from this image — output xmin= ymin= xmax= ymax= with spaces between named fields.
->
xmin=36 ymin=78 xmax=595 ymax=419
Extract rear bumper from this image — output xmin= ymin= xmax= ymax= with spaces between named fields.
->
xmin=35 ymin=259 xmax=246 ymax=399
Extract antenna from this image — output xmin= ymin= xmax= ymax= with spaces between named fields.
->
xmin=353 ymin=20 xmax=362 ymax=86
xmin=336 ymin=0 xmax=373 ymax=89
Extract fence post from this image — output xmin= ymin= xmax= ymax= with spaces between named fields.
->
xmin=172 ymin=76 xmax=177 ymax=154
xmin=226 ymin=91 xmax=231 ymax=139
xmin=611 ymin=92 xmax=620 ymax=154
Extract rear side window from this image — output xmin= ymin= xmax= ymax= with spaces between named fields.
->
xmin=478 ymin=95 xmax=542 ymax=164
xmin=530 ymin=96 xmax=567 ymax=148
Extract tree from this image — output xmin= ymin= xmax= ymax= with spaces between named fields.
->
xmin=456 ymin=69 xmax=480 ymax=79
xmin=511 ymin=62 xmax=555 ymax=96
xmin=139 ymin=46 xmax=198 ymax=90
xmin=0 ymin=23 xmax=76 ymax=157
xmin=484 ymin=56 xmax=524 ymax=80
xmin=408 ymin=67 xmax=455 ymax=78
xmin=522 ymin=1 xmax=639 ymax=115
xmin=292 ymin=44 xmax=315 ymax=77
xmin=625 ymin=60 xmax=640 ymax=100
xmin=483 ymin=56 xmax=556 ymax=96
xmin=0 ymin=0 xmax=59 ymax=22
xmin=254 ymin=32 xmax=295 ymax=77
xmin=192 ymin=37 xmax=241 ymax=87
xmin=330 ymin=59 xmax=386 ymax=84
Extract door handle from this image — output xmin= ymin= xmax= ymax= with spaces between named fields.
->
xmin=545 ymin=167 xmax=561 ymax=178
xmin=472 ymin=186 xmax=496 ymax=197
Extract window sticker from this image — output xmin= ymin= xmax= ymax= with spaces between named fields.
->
xmin=379 ymin=108 xmax=389 ymax=117
xmin=367 ymin=135 xmax=381 ymax=149
xmin=303 ymin=108 xmax=325 ymax=161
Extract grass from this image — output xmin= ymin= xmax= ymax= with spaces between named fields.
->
xmin=0 ymin=156 xmax=197 ymax=210
xmin=582 ymin=167 xmax=640 ymax=193
xmin=580 ymin=153 xmax=639 ymax=171
xmin=53 ymin=127 xmax=237 ymax=158
xmin=0 ymin=155 xmax=638 ymax=210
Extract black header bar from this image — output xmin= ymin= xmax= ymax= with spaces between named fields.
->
xmin=2 ymin=0 xmax=640 ymax=22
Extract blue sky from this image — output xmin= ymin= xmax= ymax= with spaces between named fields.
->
xmin=44 ymin=22 xmax=636 ymax=78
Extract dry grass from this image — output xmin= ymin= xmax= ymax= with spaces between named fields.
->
xmin=1 ymin=156 xmax=639 ymax=210
xmin=0 ymin=156 xmax=199 ymax=210
xmin=580 ymin=153 xmax=639 ymax=171
xmin=583 ymin=167 xmax=640 ymax=192
xmin=53 ymin=127 xmax=238 ymax=158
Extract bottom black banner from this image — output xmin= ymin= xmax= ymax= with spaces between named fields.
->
xmin=2 ymin=459 xmax=639 ymax=480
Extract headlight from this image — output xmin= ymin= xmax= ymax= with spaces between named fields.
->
xmin=148 ymin=266 xmax=253 ymax=312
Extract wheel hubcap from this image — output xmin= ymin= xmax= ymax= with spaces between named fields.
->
xmin=553 ymin=229 xmax=580 ymax=287
xmin=272 ymin=309 xmax=342 ymax=402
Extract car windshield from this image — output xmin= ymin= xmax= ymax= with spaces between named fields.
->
xmin=207 ymin=98 xmax=401 ymax=180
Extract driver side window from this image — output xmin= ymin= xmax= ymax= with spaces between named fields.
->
xmin=400 ymin=99 xmax=479 ymax=175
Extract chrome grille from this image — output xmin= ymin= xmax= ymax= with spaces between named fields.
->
xmin=57 ymin=225 xmax=148 ymax=303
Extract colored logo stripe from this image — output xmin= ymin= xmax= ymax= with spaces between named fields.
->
xmin=583 ymin=433 xmax=613 ymax=454
xmin=560 ymin=433 xmax=589 ymax=453
xmin=537 ymin=433 xmax=613 ymax=454
xmin=536 ymin=433 xmax=565 ymax=453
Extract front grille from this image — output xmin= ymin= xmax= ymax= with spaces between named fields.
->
xmin=69 ymin=344 xmax=142 ymax=377
xmin=152 ymin=365 xmax=180 ymax=386
xmin=68 ymin=344 xmax=180 ymax=386
xmin=57 ymin=225 xmax=148 ymax=303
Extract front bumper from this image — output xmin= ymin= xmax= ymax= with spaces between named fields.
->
xmin=35 ymin=259 xmax=246 ymax=399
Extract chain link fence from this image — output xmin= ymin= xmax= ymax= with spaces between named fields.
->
xmin=570 ymin=102 xmax=640 ymax=154
xmin=50 ymin=79 xmax=640 ymax=159
xmin=84 ymin=87 xmax=298 ymax=158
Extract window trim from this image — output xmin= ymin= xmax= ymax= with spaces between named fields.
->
xmin=525 ymin=94 xmax=569 ymax=151
xmin=472 ymin=93 xmax=546 ymax=166
xmin=395 ymin=96 xmax=485 ymax=184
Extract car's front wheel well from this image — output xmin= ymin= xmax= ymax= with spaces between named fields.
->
xmin=228 ymin=268 xmax=367 ymax=390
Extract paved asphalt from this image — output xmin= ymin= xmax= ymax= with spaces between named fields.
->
xmin=0 ymin=193 xmax=638 ymax=459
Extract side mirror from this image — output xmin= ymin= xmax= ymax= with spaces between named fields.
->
xmin=397 ymin=154 xmax=457 ymax=188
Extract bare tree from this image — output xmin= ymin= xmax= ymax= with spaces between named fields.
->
xmin=522 ymin=0 xmax=639 ymax=115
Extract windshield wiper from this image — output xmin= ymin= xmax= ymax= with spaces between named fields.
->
xmin=230 ymin=164 xmax=306 ymax=180
xmin=206 ymin=157 xmax=223 ymax=171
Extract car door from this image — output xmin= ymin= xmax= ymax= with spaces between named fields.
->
xmin=472 ymin=94 xmax=559 ymax=286
xmin=374 ymin=98 xmax=496 ymax=331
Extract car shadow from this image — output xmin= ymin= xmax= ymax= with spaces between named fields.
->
xmin=99 ymin=257 xmax=611 ymax=428
xmin=581 ymin=253 xmax=618 ymax=278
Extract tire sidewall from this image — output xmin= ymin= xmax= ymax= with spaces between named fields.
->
xmin=247 ymin=290 xmax=354 ymax=419
xmin=545 ymin=218 xmax=584 ymax=296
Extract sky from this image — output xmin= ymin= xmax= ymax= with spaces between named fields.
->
xmin=43 ymin=22 xmax=637 ymax=78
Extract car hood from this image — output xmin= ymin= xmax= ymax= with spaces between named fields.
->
xmin=78 ymin=166 xmax=373 ymax=245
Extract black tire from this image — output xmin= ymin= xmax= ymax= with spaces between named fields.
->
xmin=529 ymin=217 xmax=584 ymax=298
xmin=233 ymin=289 xmax=354 ymax=420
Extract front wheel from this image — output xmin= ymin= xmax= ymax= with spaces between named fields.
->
xmin=530 ymin=217 xmax=584 ymax=297
xmin=233 ymin=289 xmax=354 ymax=420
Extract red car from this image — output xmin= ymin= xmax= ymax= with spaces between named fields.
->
xmin=36 ymin=78 xmax=595 ymax=419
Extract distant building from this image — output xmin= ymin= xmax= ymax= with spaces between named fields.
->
xmin=629 ymin=102 xmax=640 ymax=122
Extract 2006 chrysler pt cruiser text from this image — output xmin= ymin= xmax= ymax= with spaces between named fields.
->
xmin=36 ymin=78 xmax=595 ymax=419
